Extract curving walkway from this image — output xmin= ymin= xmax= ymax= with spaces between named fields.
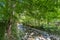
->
xmin=18 ymin=24 xmax=60 ymax=40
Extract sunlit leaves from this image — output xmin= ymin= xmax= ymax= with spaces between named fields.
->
xmin=0 ymin=0 xmax=59 ymax=39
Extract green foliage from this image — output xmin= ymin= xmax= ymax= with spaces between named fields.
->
xmin=0 ymin=0 xmax=59 ymax=40
xmin=0 ymin=21 xmax=7 ymax=40
xmin=18 ymin=30 xmax=25 ymax=40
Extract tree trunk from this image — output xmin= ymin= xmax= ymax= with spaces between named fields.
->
xmin=6 ymin=0 xmax=13 ymax=39
xmin=7 ymin=18 xmax=12 ymax=40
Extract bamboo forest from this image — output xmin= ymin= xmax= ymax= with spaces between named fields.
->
xmin=0 ymin=0 xmax=60 ymax=40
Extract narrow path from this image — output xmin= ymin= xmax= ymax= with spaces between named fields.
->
xmin=23 ymin=26 xmax=60 ymax=40
xmin=18 ymin=24 xmax=60 ymax=40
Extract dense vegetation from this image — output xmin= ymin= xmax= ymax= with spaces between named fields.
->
xmin=0 ymin=0 xmax=60 ymax=40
